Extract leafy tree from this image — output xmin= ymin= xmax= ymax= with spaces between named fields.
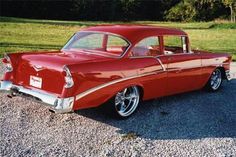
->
xmin=165 ymin=0 xmax=228 ymax=21
xmin=165 ymin=1 xmax=196 ymax=21
xmin=0 ymin=0 xmax=234 ymax=22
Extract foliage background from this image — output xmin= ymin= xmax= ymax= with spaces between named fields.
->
xmin=0 ymin=0 xmax=234 ymax=22
xmin=0 ymin=1 xmax=235 ymax=60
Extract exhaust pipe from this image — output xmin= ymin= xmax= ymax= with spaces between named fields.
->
xmin=48 ymin=109 xmax=55 ymax=113
xmin=7 ymin=88 xmax=19 ymax=98
xmin=7 ymin=94 xmax=13 ymax=98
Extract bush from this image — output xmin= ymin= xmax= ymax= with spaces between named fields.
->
xmin=165 ymin=1 xmax=196 ymax=22
xmin=165 ymin=0 xmax=229 ymax=22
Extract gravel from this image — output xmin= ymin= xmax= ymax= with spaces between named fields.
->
xmin=1 ymin=63 xmax=236 ymax=157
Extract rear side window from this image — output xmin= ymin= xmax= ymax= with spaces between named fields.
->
xmin=131 ymin=37 xmax=161 ymax=57
xmin=72 ymin=33 xmax=103 ymax=49
xmin=106 ymin=36 xmax=129 ymax=54
xmin=107 ymin=35 xmax=128 ymax=47
xmin=164 ymin=36 xmax=187 ymax=54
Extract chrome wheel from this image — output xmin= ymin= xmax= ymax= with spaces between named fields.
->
xmin=210 ymin=69 xmax=222 ymax=90
xmin=114 ymin=86 xmax=140 ymax=117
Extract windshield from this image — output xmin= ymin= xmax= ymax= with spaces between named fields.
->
xmin=62 ymin=32 xmax=130 ymax=57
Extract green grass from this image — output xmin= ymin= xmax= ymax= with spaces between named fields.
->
xmin=0 ymin=16 xmax=235 ymax=60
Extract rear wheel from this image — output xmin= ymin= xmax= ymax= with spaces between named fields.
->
xmin=104 ymin=86 xmax=140 ymax=119
xmin=205 ymin=68 xmax=223 ymax=91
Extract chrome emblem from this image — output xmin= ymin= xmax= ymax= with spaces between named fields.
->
xmin=32 ymin=65 xmax=43 ymax=72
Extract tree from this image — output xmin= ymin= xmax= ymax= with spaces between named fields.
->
xmin=165 ymin=0 xmax=228 ymax=22
xmin=223 ymin=0 xmax=236 ymax=22
xmin=165 ymin=1 xmax=196 ymax=22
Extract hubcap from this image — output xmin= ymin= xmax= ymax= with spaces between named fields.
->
xmin=210 ymin=69 xmax=222 ymax=90
xmin=115 ymin=86 xmax=139 ymax=117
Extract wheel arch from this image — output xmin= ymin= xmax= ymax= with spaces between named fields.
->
xmin=121 ymin=83 xmax=144 ymax=101
xmin=136 ymin=85 xmax=144 ymax=100
xmin=217 ymin=66 xmax=227 ymax=80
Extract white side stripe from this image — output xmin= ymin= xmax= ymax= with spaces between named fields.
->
xmin=75 ymin=71 xmax=159 ymax=101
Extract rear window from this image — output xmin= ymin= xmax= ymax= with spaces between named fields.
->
xmin=63 ymin=32 xmax=130 ymax=57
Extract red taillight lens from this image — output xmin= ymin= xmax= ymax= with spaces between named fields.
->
xmin=2 ymin=54 xmax=13 ymax=72
xmin=2 ymin=58 xmax=8 ymax=64
xmin=63 ymin=66 xmax=74 ymax=88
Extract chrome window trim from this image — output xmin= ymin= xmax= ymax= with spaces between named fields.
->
xmin=62 ymin=31 xmax=132 ymax=59
xmin=61 ymin=30 xmax=132 ymax=59
xmin=156 ymin=57 xmax=166 ymax=71
xmin=129 ymin=35 xmax=162 ymax=57
xmin=163 ymin=35 xmax=191 ymax=54
xmin=129 ymin=56 xmax=166 ymax=71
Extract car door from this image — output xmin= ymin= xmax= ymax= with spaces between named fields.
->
xmin=159 ymin=35 xmax=202 ymax=95
xmin=129 ymin=36 xmax=167 ymax=100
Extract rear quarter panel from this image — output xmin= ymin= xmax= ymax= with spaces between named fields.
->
xmin=69 ymin=57 xmax=166 ymax=110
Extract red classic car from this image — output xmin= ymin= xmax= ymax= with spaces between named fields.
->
xmin=0 ymin=25 xmax=233 ymax=118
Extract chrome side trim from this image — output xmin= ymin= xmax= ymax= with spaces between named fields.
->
xmin=129 ymin=56 xmax=166 ymax=71
xmin=167 ymin=68 xmax=182 ymax=72
xmin=75 ymin=71 xmax=161 ymax=101
xmin=155 ymin=57 xmax=166 ymax=71
xmin=129 ymin=56 xmax=154 ymax=59
xmin=156 ymin=52 xmax=195 ymax=57
xmin=205 ymin=63 xmax=230 ymax=66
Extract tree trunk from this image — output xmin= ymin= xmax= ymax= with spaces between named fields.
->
xmin=230 ymin=5 xmax=233 ymax=22
xmin=233 ymin=9 xmax=236 ymax=23
xmin=234 ymin=3 xmax=236 ymax=23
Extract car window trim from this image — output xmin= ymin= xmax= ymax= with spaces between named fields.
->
xmin=130 ymin=35 xmax=162 ymax=57
xmin=163 ymin=35 xmax=191 ymax=55
xmin=63 ymin=31 xmax=132 ymax=59
xmin=129 ymin=56 xmax=166 ymax=71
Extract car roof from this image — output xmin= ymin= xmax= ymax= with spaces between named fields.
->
xmin=81 ymin=25 xmax=187 ymax=43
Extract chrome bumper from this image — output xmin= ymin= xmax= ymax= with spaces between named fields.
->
xmin=0 ymin=81 xmax=74 ymax=113
xmin=226 ymin=70 xmax=234 ymax=81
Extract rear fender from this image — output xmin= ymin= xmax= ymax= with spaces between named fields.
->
xmin=72 ymin=78 xmax=144 ymax=110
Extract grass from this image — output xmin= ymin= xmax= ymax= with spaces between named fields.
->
xmin=0 ymin=16 xmax=235 ymax=60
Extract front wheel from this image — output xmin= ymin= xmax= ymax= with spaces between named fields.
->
xmin=205 ymin=68 xmax=223 ymax=91
xmin=104 ymin=86 xmax=140 ymax=119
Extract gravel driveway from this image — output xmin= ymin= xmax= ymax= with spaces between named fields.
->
xmin=1 ymin=63 xmax=236 ymax=157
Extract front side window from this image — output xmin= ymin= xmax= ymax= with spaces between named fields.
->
xmin=164 ymin=36 xmax=187 ymax=55
xmin=131 ymin=37 xmax=161 ymax=57
xmin=63 ymin=32 xmax=130 ymax=57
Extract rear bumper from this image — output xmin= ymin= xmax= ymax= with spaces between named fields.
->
xmin=0 ymin=81 xmax=74 ymax=113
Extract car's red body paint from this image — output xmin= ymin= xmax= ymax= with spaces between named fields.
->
xmin=2 ymin=25 xmax=232 ymax=111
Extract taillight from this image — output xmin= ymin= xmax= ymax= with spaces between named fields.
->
xmin=2 ymin=58 xmax=8 ymax=63
xmin=63 ymin=65 xmax=74 ymax=88
xmin=2 ymin=54 xmax=13 ymax=72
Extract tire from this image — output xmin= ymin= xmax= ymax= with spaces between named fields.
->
xmin=205 ymin=68 xmax=223 ymax=91
xmin=103 ymin=86 xmax=140 ymax=119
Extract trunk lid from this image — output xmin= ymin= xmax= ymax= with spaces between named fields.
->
xmin=11 ymin=50 xmax=111 ymax=94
